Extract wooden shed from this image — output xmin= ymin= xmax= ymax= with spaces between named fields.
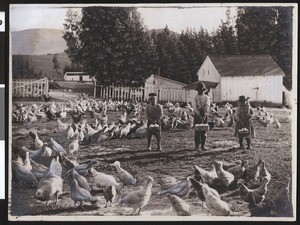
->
xmin=144 ymin=74 xmax=187 ymax=102
xmin=96 ymin=74 xmax=188 ymax=102
xmin=145 ymin=74 xmax=187 ymax=90
xmin=185 ymin=55 xmax=285 ymax=104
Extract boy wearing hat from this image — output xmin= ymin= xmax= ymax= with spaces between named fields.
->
xmin=145 ymin=93 xmax=164 ymax=151
xmin=191 ymin=82 xmax=210 ymax=151
xmin=234 ymin=95 xmax=255 ymax=150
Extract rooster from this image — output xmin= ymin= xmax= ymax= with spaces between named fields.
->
xmin=42 ymin=94 xmax=51 ymax=103
xmin=71 ymin=113 xmax=83 ymax=124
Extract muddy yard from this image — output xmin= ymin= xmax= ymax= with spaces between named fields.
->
xmin=9 ymin=94 xmax=294 ymax=220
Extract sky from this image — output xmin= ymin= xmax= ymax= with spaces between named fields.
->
xmin=10 ymin=4 xmax=237 ymax=33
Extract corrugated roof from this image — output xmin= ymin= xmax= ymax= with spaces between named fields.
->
xmin=208 ymin=55 xmax=285 ymax=77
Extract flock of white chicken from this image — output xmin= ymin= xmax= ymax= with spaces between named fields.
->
xmin=11 ymin=96 xmax=289 ymax=217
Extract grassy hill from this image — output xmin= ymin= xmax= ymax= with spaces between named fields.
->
xmin=24 ymin=53 xmax=72 ymax=80
xmin=12 ymin=29 xmax=67 ymax=55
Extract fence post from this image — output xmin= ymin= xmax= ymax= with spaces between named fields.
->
xmin=93 ymin=83 xmax=96 ymax=99
xmin=112 ymin=86 xmax=115 ymax=100
xmin=46 ymin=77 xmax=49 ymax=93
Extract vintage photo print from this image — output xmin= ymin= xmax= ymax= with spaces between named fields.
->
xmin=8 ymin=3 xmax=297 ymax=221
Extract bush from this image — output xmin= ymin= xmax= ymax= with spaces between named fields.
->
xmin=49 ymin=81 xmax=61 ymax=89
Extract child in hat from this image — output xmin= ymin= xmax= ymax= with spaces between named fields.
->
xmin=234 ymin=95 xmax=255 ymax=150
xmin=191 ymin=82 xmax=210 ymax=151
xmin=145 ymin=92 xmax=164 ymax=151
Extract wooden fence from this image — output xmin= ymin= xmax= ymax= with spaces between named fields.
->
xmin=12 ymin=78 xmax=49 ymax=98
xmin=95 ymin=85 xmax=188 ymax=102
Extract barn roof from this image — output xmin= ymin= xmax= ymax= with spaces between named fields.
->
xmin=151 ymin=74 xmax=187 ymax=86
xmin=208 ymin=55 xmax=286 ymax=77
xmin=183 ymin=80 xmax=218 ymax=90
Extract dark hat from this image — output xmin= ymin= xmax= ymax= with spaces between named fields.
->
xmin=239 ymin=95 xmax=250 ymax=102
xmin=148 ymin=92 xmax=157 ymax=98
xmin=196 ymin=82 xmax=207 ymax=91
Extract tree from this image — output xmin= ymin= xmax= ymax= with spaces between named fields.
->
xmin=235 ymin=6 xmax=293 ymax=89
xmin=273 ymin=7 xmax=293 ymax=90
xmin=176 ymin=27 xmax=212 ymax=84
xmin=153 ymin=26 xmax=179 ymax=80
xmin=63 ymin=9 xmax=82 ymax=64
xmin=236 ymin=7 xmax=278 ymax=54
xmin=63 ymin=7 xmax=158 ymax=86
xmin=151 ymin=25 xmax=211 ymax=84
xmin=63 ymin=62 xmax=83 ymax=74
xmin=211 ymin=9 xmax=238 ymax=55
xmin=52 ymin=54 xmax=61 ymax=80
xmin=12 ymin=55 xmax=43 ymax=79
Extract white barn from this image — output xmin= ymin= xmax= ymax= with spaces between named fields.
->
xmin=64 ymin=72 xmax=94 ymax=82
xmin=185 ymin=55 xmax=286 ymax=105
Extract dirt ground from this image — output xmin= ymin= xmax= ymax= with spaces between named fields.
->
xmin=9 ymin=91 xmax=294 ymax=220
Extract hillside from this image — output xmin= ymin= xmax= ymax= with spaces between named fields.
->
xmin=17 ymin=53 xmax=72 ymax=79
xmin=11 ymin=29 xmax=67 ymax=55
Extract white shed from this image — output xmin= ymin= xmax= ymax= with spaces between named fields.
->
xmin=144 ymin=74 xmax=187 ymax=102
xmin=185 ymin=55 xmax=285 ymax=105
xmin=64 ymin=72 xmax=94 ymax=82
xmin=145 ymin=74 xmax=187 ymax=90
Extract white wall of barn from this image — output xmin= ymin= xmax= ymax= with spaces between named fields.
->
xmin=197 ymin=57 xmax=221 ymax=83
xmin=186 ymin=89 xmax=216 ymax=104
xmin=221 ymin=75 xmax=283 ymax=103
xmin=197 ymin=57 xmax=222 ymax=102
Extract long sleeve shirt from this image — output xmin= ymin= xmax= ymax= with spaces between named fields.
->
xmin=235 ymin=102 xmax=254 ymax=125
xmin=192 ymin=94 xmax=210 ymax=116
xmin=145 ymin=104 xmax=163 ymax=124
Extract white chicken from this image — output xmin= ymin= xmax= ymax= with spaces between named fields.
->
xmin=202 ymin=183 xmax=231 ymax=216
xmin=120 ymin=123 xmax=131 ymax=138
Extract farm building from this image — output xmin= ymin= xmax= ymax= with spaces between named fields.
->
xmin=144 ymin=74 xmax=187 ymax=101
xmin=96 ymin=74 xmax=188 ymax=102
xmin=64 ymin=72 xmax=95 ymax=82
xmin=145 ymin=74 xmax=187 ymax=90
xmin=184 ymin=55 xmax=286 ymax=105
xmin=145 ymin=74 xmax=186 ymax=101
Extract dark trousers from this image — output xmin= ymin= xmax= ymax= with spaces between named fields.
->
xmin=238 ymin=135 xmax=251 ymax=148
xmin=147 ymin=122 xmax=161 ymax=148
xmin=194 ymin=114 xmax=208 ymax=148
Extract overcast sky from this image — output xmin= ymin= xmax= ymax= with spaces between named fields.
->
xmin=10 ymin=4 xmax=237 ymax=33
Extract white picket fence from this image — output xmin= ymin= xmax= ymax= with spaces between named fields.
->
xmin=12 ymin=78 xmax=49 ymax=98
xmin=95 ymin=85 xmax=188 ymax=102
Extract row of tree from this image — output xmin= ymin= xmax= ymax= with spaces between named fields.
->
xmin=63 ymin=6 xmax=293 ymax=89
xmin=13 ymin=54 xmax=62 ymax=80
xmin=12 ymin=55 xmax=44 ymax=79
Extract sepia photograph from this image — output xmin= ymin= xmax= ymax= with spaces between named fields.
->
xmin=8 ymin=3 xmax=297 ymax=221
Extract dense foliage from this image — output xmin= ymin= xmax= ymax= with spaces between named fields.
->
xmin=62 ymin=6 xmax=293 ymax=89
xmin=63 ymin=7 xmax=158 ymax=86
xmin=236 ymin=7 xmax=293 ymax=89
xmin=12 ymin=55 xmax=43 ymax=79
xmin=52 ymin=54 xmax=61 ymax=80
